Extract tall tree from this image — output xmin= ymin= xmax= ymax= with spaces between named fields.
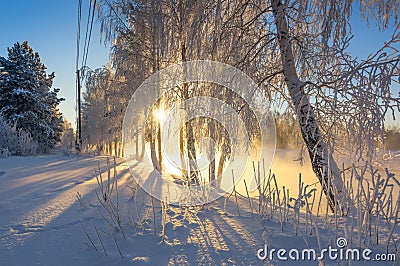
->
xmin=0 ymin=41 xmax=64 ymax=153
xmin=268 ymin=0 xmax=399 ymax=211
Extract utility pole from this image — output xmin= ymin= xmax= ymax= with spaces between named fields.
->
xmin=76 ymin=69 xmax=82 ymax=152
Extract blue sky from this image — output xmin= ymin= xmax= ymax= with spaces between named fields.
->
xmin=0 ymin=0 xmax=109 ymax=127
xmin=0 ymin=1 xmax=398 ymax=128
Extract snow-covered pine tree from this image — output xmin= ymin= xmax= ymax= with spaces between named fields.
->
xmin=0 ymin=41 xmax=64 ymax=153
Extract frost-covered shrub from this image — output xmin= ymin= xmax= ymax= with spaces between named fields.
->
xmin=14 ymin=128 xmax=38 ymax=156
xmin=0 ymin=147 xmax=10 ymax=158
xmin=0 ymin=115 xmax=37 ymax=156
xmin=0 ymin=116 xmax=17 ymax=157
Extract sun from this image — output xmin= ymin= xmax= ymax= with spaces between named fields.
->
xmin=155 ymin=108 xmax=166 ymax=122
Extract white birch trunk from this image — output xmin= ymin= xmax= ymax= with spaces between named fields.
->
xmin=271 ymin=0 xmax=345 ymax=212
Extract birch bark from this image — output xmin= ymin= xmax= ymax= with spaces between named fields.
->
xmin=271 ymin=0 xmax=345 ymax=211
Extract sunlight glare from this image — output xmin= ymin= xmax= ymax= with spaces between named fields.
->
xmin=156 ymin=108 xmax=166 ymax=122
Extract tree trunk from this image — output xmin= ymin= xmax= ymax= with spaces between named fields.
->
xmin=181 ymin=43 xmax=198 ymax=185
xmin=118 ymin=141 xmax=123 ymax=157
xmin=135 ymin=135 xmax=139 ymax=160
xmin=179 ymin=126 xmax=188 ymax=179
xmin=208 ymin=119 xmax=216 ymax=187
xmin=157 ymin=119 xmax=162 ymax=173
xmin=139 ymin=132 xmax=145 ymax=161
xmin=209 ymin=149 xmax=216 ymax=186
xmin=217 ymin=145 xmax=228 ymax=181
xmin=187 ymin=119 xmax=198 ymax=184
xmin=150 ymin=118 xmax=161 ymax=171
xmin=271 ymin=0 xmax=344 ymax=212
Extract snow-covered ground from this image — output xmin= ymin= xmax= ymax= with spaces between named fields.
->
xmin=0 ymin=155 xmax=126 ymax=265
xmin=0 ymin=155 xmax=266 ymax=265
xmin=0 ymin=152 xmax=398 ymax=265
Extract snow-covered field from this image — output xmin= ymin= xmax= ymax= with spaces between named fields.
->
xmin=0 ymin=152 xmax=398 ymax=265
xmin=0 ymin=155 xmax=126 ymax=265
xmin=0 ymin=155 xmax=266 ymax=265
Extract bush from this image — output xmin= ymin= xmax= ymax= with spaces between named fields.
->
xmin=0 ymin=115 xmax=38 ymax=156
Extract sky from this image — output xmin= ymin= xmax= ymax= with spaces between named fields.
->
xmin=0 ymin=0 xmax=109 ymax=127
xmin=0 ymin=1 xmax=398 ymax=129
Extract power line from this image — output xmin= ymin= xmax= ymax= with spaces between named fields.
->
xmin=76 ymin=0 xmax=82 ymax=72
xmin=83 ymin=0 xmax=97 ymax=68
xmin=81 ymin=0 xmax=93 ymax=69
xmin=81 ymin=0 xmax=91 ymax=68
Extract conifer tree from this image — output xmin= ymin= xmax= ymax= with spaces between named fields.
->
xmin=0 ymin=41 xmax=64 ymax=153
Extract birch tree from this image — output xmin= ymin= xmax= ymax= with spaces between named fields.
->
xmin=267 ymin=0 xmax=399 ymax=211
